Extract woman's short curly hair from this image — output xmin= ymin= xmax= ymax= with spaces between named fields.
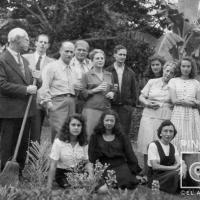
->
xmin=157 ymin=120 xmax=177 ymax=139
xmin=58 ymin=113 xmax=87 ymax=146
xmin=89 ymin=49 xmax=105 ymax=61
xmin=175 ymin=56 xmax=197 ymax=78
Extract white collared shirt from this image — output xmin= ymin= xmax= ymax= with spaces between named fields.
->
xmin=148 ymin=140 xmax=179 ymax=167
xmin=50 ymin=138 xmax=88 ymax=169
xmin=7 ymin=47 xmax=23 ymax=64
xmin=71 ymin=57 xmax=92 ymax=80
xmin=34 ymin=51 xmax=46 ymax=70
xmin=114 ymin=63 xmax=124 ymax=92
xmin=39 ymin=58 xmax=77 ymax=103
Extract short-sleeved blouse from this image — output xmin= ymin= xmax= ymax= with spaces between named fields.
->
xmin=148 ymin=140 xmax=179 ymax=167
xmin=168 ymin=78 xmax=200 ymax=101
xmin=50 ymin=138 xmax=88 ymax=169
xmin=141 ymin=78 xmax=172 ymax=119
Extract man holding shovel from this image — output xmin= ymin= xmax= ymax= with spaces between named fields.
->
xmin=0 ymin=28 xmax=37 ymax=173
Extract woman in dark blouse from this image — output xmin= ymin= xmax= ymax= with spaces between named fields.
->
xmin=81 ymin=49 xmax=114 ymax=140
xmin=88 ymin=109 xmax=141 ymax=191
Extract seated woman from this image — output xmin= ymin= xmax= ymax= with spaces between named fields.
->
xmin=88 ymin=109 xmax=142 ymax=191
xmin=147 ymin=120 xmax=187 ymax=194
xmin=47 ymin=114 xmax=92 ymax=189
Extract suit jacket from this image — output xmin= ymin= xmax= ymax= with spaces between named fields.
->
xmin=23 ymin=53 xmax=54 ymax=72
xmin=0 ymin=50 xmax=36 ymax=118
xmin=106 ymin=64 xmax=137 ymax=107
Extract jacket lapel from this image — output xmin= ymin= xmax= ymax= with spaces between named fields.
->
xmin=22 ymin=57 xmax=32 ymax=84
xmin=4 ymin=50 xmax=29 ymax=84
xmin=110 ymin=64 xmax=119 ymax=84
xmin=121 ymin=66 xmax=127 ymax=93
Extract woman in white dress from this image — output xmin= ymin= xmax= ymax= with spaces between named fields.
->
xmin=137 ymin=61 xmax=177 ymax=179
xmin=168 ymin=56 xmax=200 ymax=152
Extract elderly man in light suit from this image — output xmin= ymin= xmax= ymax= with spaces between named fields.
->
xmin=0 ymin=27 xmax=37 ymax=172
xmin=23 ymin=34 xmax=54 ymax=143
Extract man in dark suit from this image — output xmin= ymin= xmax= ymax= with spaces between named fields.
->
xmin=107 ymin=45 xmax=137 ymax=135
xmin=0 ymin=27 xmax=37 ymax=172
xmin=23 ymin=34 xmax=54 ymax=143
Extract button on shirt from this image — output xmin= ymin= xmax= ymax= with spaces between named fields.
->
xmin=168 ymin=77 xmax=200 ymax=102
xmin=39 ymin=58 xmax=77 ymax=103
xmin=70 ymin=57 xmax=92 ymax=80
xmin=114 ymin=63 xmax=124 ymax=92
xmin=50 ymin=138 xmax=88 ymax=169
xmin=81 ymin=69 xmax=114 ymax=110
xmin=141 ymin=78 xmax=173 ymax=119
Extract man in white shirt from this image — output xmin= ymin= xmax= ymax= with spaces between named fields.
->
xmin=23 ymin=34 xmax=54 ymax=143
xmin=39 ymin=41 xmax=80 ymax=142
xmin=70 ymin=40 xmax=92 ymax=113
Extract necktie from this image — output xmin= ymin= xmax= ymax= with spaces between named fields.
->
xmin=65 ymin=66 xmax=73 ymax=91
xmin=17 ymin=54 xmax=25 ymax=76
xmin=36 ymin=55 xmax=42 ymax=70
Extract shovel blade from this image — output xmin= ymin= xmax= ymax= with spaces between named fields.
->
xmin=0 ymin=161 xmax=19 ymax=187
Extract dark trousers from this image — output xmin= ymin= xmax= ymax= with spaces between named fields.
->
xmin=30 ymin=108 xmax=46 ymax=143
xmin=112 ymin=105 xmax=133 ymax=134
xmin=0 ymin=118 xmax=31 ymax=171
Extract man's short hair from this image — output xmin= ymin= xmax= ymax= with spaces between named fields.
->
xmin=113 ymin=45 xmax=127 ymax=54
xmin=8 ymin=28 xmax=28 ymax=43
xmin=75 ymin=40 xmax=89 ymax=51
xmin=35 ymin=34 xmax=50 ymax=43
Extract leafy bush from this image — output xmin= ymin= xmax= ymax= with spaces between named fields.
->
xmin=22 ymin=141 xmax=51 ymax=189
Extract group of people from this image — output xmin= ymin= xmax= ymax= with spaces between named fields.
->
xmin=137 ymin=55 xmax=200 ymax=193
xmin=0 ymin=27 xmax=199 ymax=194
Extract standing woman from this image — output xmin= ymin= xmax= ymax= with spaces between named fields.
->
xmin=47 ymin=114 xmax=92 ymax=189
xmin=168 ymin=56 xmax=200 ymax=152
xmin=81 ymin=49 xmax=114 ymax=140
xmin=137 ymin=61 xmax=177 ymax=180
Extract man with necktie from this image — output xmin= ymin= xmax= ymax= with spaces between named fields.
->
xmin=38 ymin=41 xmax=81 ymax=142
xmin=70 ymin=40 xmax=92 ymax=113
xmin=23 ymin=34 xmax=54 ymax=143
xmin=0 ymin=27 xmax=37 ymax=172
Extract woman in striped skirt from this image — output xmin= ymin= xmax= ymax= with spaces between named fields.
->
xmin=168 ymin=56 xmax=200 ymax=152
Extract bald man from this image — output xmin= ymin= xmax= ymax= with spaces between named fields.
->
xmin=39 ymin=41 xmax=80 ymax=142
xmin=0 ymin=27 xmax=37 ymax=171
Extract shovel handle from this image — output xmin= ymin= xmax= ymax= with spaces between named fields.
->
xmin=12 ymin=79 xmax=37 ymax=161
